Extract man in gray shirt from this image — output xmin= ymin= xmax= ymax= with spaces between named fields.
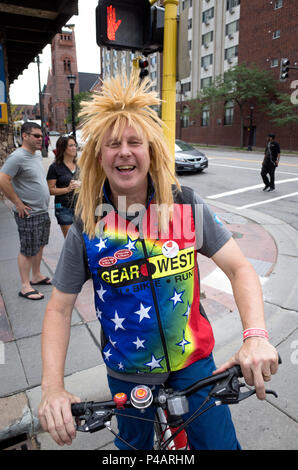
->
xmin=0 ymin=122 xmax=51 ymax=300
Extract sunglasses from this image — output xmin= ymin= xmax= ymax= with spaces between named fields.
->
xmin=27 ymin=133 xmax=43 ymax=139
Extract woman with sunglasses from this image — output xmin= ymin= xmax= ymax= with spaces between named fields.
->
xmin=47 ymin=135 xmax=80 ymax=238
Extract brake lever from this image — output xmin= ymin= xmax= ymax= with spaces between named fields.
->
xmin=76 ymin=409 xmax=113 ymax=433
xmin=209 ymin=370 xmax=244 ymax=404
xmin=209 ymin=368 xmax=278 ymax=405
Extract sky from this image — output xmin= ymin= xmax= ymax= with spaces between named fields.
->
xmin=9 ymin=0 xmax=100 ymax=105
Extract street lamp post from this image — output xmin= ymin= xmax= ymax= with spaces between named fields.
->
xmin=247 ymin=106 xmax=254 ymax=151
xmin=36 ymin=56 xmax=47 ymax=158
xmin=67 ymin=74 xmax=76 ymax=140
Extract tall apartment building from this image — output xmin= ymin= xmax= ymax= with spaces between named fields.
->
xmin=179 ymin=0 xmax=240 ymax=97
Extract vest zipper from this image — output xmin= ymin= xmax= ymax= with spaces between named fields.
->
xmin=140 ymin=239 xmax=171 ymax=372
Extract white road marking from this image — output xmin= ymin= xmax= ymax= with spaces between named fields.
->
xmin=208 ymin=177 xmax=298 ymax=199
xmin=237 ymin=192 xmax=298 ymax=209
xmin=209 ymin=162 xmax=298 ymax=176
xmin=201 ymin=267 xmax=268 ymax=295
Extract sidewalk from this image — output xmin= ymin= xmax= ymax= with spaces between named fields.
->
xmin=0 ymin=155 xmax=297 ymax=449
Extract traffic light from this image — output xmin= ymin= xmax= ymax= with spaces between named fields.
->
xmin=139 ymin=58 xmax=149 ymax=81
xmin=142 ymin=5 xmax=165 ymax=55
xmin=96 ymin=0 xmax=151 ymax=51
xmin=280 ymin=58 xmax=290 ymax=80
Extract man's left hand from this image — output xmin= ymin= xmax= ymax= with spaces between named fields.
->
xmin=213 ymin=338 xmax=279 ymax=400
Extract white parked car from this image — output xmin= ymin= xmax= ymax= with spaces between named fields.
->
xmin=175 ymin=140 xmax=208 ymax=173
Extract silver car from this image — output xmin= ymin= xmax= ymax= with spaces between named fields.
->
xmin=175 ymin=140 xmax=208 ymax=173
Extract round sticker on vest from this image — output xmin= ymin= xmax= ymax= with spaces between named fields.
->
xmin=162 ymin=240 xmax=179 ymax=258
xmin=99 ymin=256 xmax=117 ymax=267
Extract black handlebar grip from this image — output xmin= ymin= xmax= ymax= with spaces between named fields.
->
xmin=71 ymin=402 xmax=91 ymax=416
xmin=232 ymin=353 xmax=281 ymax=379
xmin=232 ymin=364 xmax=243 ymax=378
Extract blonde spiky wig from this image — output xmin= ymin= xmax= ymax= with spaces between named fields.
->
xmin=76 ymin=73 xmax=180 ymax=237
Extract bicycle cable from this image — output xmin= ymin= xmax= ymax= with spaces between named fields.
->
xmin=159 ymin=396 xmax=216 ymax=450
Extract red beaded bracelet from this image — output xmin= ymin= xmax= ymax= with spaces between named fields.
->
xmin=243 ymin=328 xmax=269 ymax=341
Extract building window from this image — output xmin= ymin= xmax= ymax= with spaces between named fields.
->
xmin=63 ymin=59 xmax=71 ymax=73
xmin=224 ymin=101 xmax=234 ymax=125
xmin=188 ymin=40 xmax=192 ymax=50
xmin=226 ymin=20 xmax=239 ymax=36
xmin=226 ymin=0 xmax=240 ymax=10
xmin=201 ymin=54 xmax=213 ymax=69
xmin=60 ymin=34 xmax=71 ymax=41
xmin=272 ymin=30 xmax=281 ymax=39
xmin=201 ymin=77 xmax=212 ymax=89
xmin=225 ymin=45 xmax=238 ymax=60
xmin=202 ymin=8 xmax=214 ymax=24
xmin=271 ymin=58 xmax=279 ymax=68
xmin=181 ymin=82 xmax=191 ymax=94
xmin=151 ymin=56 xmax=157 ymax=66
xmin=182 ymin=0 xmax=192 ymax=9
xmin=182 ymin=106 xmax=190 ymax=128
xmin=274 ymin=0 xmax=283 ymax=9
xmin=202 ymin=31 xmax=214 ymax=47
xmin=201 ymin=104 xmax=210 ymax=127
xmin=188 ymin=19 xmax=192 ymax=30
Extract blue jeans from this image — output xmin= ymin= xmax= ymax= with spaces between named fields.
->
xmin=107 ymin=355 xmax=241 ymax=450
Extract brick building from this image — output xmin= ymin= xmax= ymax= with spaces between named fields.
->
xmin=237 ymin=0 xmax=298 ymax=150
xmin=177 ymin=0 xmax=298 ymax=151
xmin=14 ymin=28 xmax=100 ymax=135
xmin=43 ymin=27 xmax=79 ymax=133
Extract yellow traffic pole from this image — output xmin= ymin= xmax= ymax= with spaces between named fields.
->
xmin=161 ymin=0 xmax=178 ymax=160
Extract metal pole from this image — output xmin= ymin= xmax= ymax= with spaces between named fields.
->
xmin=70 ymin=83 xmax=76 ymax=140
xmin=247 ymin=106 xmax=254 ymax=151
xmin=36 ymin=56 xmax=47 ymax=157
xmin=161 ymin=0 xmax=179 ymax=162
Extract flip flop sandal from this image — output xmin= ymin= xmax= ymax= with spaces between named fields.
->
xmin=31 ymin=277 xmax=52 ymax=286
xmin=18 ymin=290 xmax=44 ymax=300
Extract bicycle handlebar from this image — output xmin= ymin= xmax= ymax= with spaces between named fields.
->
xmin=71 ymin=355 xmax=281 ymax=428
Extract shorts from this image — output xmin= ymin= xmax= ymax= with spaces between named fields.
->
xmin=107 ymin=354 xmax=241 ymax=450
xmin=55 ymin=204 xmax=75 ymax=225
xmin=14 ymin=212 xmax=51 ymax=257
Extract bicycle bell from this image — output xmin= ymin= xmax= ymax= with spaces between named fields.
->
xmin=130 ymin=385 xmax=153 ymax=409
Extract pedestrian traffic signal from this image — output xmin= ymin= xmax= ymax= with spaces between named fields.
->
xmin=139 ymin=59 xmax=149 ymax=80
xmin=280 ymin=58 xmax=290 ymax=80
xmin=96 ymin=0 xmax=151 ymax=51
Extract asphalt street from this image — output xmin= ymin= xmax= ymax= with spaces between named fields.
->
xmin=180 ymin=147 xmax=298 ymax=230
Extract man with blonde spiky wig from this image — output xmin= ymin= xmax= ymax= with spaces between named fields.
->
xmin=39 ymin=74 xmax=279 ymax=449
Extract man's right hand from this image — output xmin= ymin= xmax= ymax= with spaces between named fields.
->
xmin=15 ymin=201 xmax=32 ymax=218
xmin=38 ymin=388 xmax=81 ymax=446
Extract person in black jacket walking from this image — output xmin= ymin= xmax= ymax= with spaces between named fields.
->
xmin=261 ymin=133 xmax=280 ymax=192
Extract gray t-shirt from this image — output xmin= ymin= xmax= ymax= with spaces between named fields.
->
xmin=0 ymin=147 xmax=50 ymax=214
xmin=52 ymin=192 xmax=232 ymax=384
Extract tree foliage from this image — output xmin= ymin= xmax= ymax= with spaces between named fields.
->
xmin=198 ymin=63 xmax=277 ymax=106
xmin=67 ymin=91 xmax=92 ymax=125
xmin=192 ymin=63 xmax=280 ymax=146
xmin=266 ymin=92 xmax=298 ymax=127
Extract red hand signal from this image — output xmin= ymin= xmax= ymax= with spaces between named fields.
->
xmin=107 ymin=5 xmax=122 ymax=41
